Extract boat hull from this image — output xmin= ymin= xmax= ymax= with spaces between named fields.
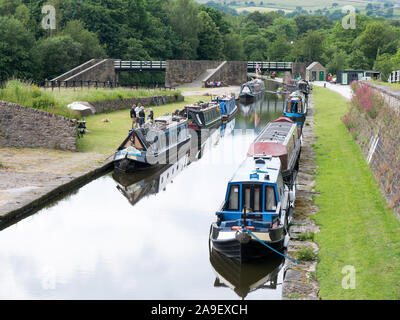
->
xmin=209 ymin=224 xmax=285 ymax=262
xmin=114 ymin=137 xmax=191 ymax=173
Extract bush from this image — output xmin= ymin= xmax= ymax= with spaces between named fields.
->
xmin=32 ymin=96 xmax=55 ymax=109
xmin=351 ymin=81 xmax=384 ymax=119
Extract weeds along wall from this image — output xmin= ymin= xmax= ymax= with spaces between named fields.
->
xmin=342 ymin=81 xmax=400 ymax=217
xmin=0 ymin=101 xmax=77 ymax=151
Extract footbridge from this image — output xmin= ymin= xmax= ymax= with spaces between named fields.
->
xmin=46 ymin=59 xmax=304 ymax=88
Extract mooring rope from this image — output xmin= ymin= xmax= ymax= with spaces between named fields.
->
xmin=245 ymin=229 xmax=303 ymax=264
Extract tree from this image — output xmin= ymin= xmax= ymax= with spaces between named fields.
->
xmin=326 ymin=49 xmax=349 ymax=74
xmin=374 ymin=53 xmax=396 ymax=81
xmin=355 ymin=22 xmax=397 ymax=68
xmin=168 ymin=0 xmax=200 ymax=59
xmin=267 ymin=17 xmax=298 ymax=41
xmin=33 ymin=36 xmax=82 ymax=81
xmin=61 ymin=20 xmax=106 ymax=63
xmin=197 ymin=11 xmax=224 ymax=60
xmin=291 ymin=30 xmax=325 ymax=64
xmin=223 ymin=32 xmax=246 ymax=60
xmin=267 ymin=35 xmax=292 ymax=61
xmin=294 ymin=15 xmax=334 ymax=36
xmin=243 ymin=35 xmax=268 ymax=60
xmin=0 ymin=16 xmax=35 ymax=81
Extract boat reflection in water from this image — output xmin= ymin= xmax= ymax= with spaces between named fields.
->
xmin=209 ymin=247 xmax=285 ymax=299
xmin=113 ymin=119 xmax=236 ymax=207
xmin=237 ymin=94 xmax=284 ymax=132
xmin=112 ymin=154 xmax=190 ymax=206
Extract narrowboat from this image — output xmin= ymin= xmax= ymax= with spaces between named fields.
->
xmin=209 ymin=155 xmax=295 ymax=262
xmin=209 ymin=247 xmax=284 ymax=299
xmin=113 ymin=113 xmax=191 ymax=173
xmin=212 ymin=95 xmax=238 ymax=122
xmin=239 ymin=79 xmax=265 ymax=103
xmin=296 ymin=79 xmax=311 ymax=104
xmin=182 ymin=101 xmax=222 ymax=131
xmin=247 ymin=117 xmax=301 ymax=185
xmin=283 ymin=91 xmax=307 ymax=130
xmin=112 ymin=154 xmax=189 ymax=206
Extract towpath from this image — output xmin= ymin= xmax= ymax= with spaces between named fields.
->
xmin=312 ymin=81 xmax=352 ymax=100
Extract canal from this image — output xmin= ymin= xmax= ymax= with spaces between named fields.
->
xmin=0 ymin=91 xmax=287 ymax=300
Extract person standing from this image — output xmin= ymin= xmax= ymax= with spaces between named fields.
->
xmin=148 ymin=108 xmax=154 ymax=123
xmin=130 ymin=104 xmax=137 ymax=128
xmin=139 ymin=106 xmax=146 ymax=127
xmin=135 ymin=104 xmax=141 ymax=127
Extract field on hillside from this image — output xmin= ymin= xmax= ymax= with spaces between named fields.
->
xmin=197 ymin=0 xmax=390 ymax=14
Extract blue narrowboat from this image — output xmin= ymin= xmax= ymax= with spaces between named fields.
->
xmin=213 ymin=95 xmax=238 ymax=122
xmin=283 ymin=91 xmax=307 ymax=130
xmin=209 ymin=155 xmax=295 ymax=262
xmin=113 ymin=113 xmax=191 ymax=173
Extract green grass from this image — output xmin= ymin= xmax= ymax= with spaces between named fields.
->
xmin=0 ymin=80 xmax=180 ymax=119
xmin=313 ymin=87 xmax=400 ymax=300
xmin=76 ymin=95 xmax=205 ymax=155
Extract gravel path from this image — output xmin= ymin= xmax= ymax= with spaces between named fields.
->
xmin=312 ymin=81 xmax=352 ymax=100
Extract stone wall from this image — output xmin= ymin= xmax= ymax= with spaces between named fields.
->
xmin=0 ymin=101 xmax=77 ymax=151
xmin=203 ymin=61 xmax=248 ymax=86
xmin=344 ymin=83 xmax=400 ymax=218
xmin=165 ymin=60 xmax=228 ymax=86
xmin=88 ymin=94 xmax=184 ymax=114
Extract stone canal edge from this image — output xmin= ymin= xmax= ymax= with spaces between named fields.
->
xmin=282 ymin=94 xmax=320 ymax=300
xmin=0 ymin=160 xmax=113 ymax=230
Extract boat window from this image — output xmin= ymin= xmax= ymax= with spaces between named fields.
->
xmin=242 ymin=86 xmax=251 ymax=94
xmin=265 ymin=186 xmax=277 ymax=211
xmin=226 ymin=185 xmax=240 ymax=211
xmin=242 ymin=184 xmax=262 ymax=213
xmin=286 ymin=101 xmax=292 ymax=113
xmin=297 ymin=102 xmax=302 ymax=113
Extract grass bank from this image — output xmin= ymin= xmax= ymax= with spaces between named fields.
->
xmin=0 ymin=80 xmax=180 ymax=119
xmin=76 ymin=95 xmax=204 ymax=155
xmin=313 ymin=87 xmax=400 ymax=299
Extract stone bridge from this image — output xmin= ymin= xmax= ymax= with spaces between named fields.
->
xmin=46 ymin=59 xmax=306 ymax=88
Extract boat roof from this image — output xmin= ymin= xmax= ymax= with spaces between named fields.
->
xmin=252 ymin=119 xmax=296 ymax=146
xmin=185 ymin=102 xmax=219 ymax=111
xmin=230 ymin=156 xmax=281 ymax=184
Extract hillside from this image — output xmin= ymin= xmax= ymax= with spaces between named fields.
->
xmin=198 ymin=0 xmax=400 ymax=16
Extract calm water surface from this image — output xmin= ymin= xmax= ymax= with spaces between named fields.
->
xmin=0 ymin=92 xmax=287 ymax=300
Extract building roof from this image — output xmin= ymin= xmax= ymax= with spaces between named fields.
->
xmin=306 ymin=61 xmax=326 ymax=71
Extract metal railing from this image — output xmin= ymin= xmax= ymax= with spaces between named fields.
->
xmin=247 ymin=61 xmax=293 ymax=71
xmin=114 ymin=60 xmax=166 ymax=71
xmin=113 ymin=61 xmax=292 ymax=72
xmin=44 ymin=80 xmax=176 ymax=91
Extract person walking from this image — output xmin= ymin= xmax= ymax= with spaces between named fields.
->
xmin=130 ymin=104 xmax=137 ymax=128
